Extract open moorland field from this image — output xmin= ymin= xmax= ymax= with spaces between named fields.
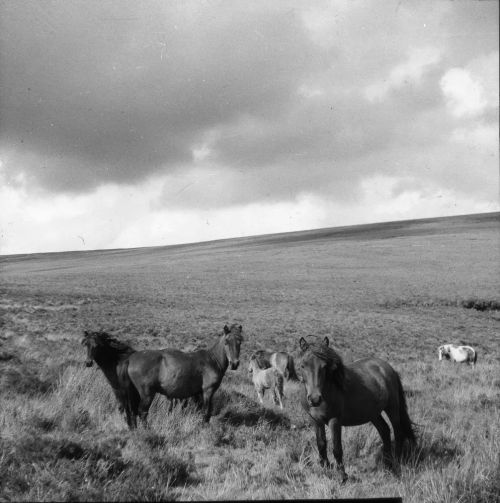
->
xmin=1 ymin=212 xmax=499 ymax=502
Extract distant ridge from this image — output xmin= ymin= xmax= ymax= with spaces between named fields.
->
xmin=1 ymin=211 xmax=498 ymax=261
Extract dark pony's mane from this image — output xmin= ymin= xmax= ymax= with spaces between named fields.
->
xmin=84 ymin=330 xmax=135 ymax=360
xmin=303 ymin=343 xmax=346 ymax=391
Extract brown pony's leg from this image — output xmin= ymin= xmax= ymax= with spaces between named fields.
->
xmin=314 ymin=422 xmax=330 ymax=468
xmin=371 ymin=415 xmax=393 ymax=470
xmin=202 ymin=386 xmax=216 ymax=422
xmin=328 ymin=418 xmax=348 ymax=483
xmin=138 ymin=393 xmax=154 ymax=428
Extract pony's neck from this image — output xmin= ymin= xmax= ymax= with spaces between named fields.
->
xmin=94 ymin=347 xmax=131 ymax=387
xmin=208 ymin=337 xmax=228 ymax=372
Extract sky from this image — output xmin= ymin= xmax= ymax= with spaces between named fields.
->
xmin=0 ymin=0 xmax=498 ymax=255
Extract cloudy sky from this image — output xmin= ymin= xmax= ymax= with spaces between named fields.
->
xmin=0 ymin=0 xmax=498 ymax=255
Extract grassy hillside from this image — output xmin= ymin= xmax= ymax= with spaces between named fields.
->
xmin=1 ymin=212 xmax=499 ymax=501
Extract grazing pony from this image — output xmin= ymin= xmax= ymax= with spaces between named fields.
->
xmin=248 ymin=356 xmax=285 ymax=409
xmin=252 ymin=349 xmax=299 ymax=381
xmin=298 ymin=336 xmax=416 ymax=482
xmin=438 ymin=344 xmax=477 ymax=365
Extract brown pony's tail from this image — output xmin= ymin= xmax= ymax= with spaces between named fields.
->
xmin=286 ymin=355 xmax=299 ymax=382
xmin=397 ymin=374 xmax=416 ymax=444
xmin=117 ymin=358 xmax=140 ymax=429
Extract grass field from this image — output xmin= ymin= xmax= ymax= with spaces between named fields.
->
xmin=1 ymin=212 xmax=499 ymax=501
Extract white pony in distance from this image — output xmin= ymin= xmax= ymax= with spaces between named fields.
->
xmin=438 ymin=344 xmax=477 ymax=365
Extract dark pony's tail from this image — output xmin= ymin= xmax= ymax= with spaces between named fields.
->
xmin=397 ymin=374 xmax=416 ymax=444
xmin=117 ymin=358 xmax=140 ymax=429
xmin=286 ymin=355 xmax=299 ymax=381
xmin=473 ymin=350 xmax=478 ymax=365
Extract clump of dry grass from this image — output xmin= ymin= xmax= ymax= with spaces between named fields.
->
xmin=1 ymin=217 xmax=499 ymax=500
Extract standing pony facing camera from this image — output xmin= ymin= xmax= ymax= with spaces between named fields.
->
xmin=298 ymin=336 xmax=415 ymax=483
xmin=438 ymin=344 xmax=477 ymax=365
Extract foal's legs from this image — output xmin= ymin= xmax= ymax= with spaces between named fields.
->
xmin=371 ymin=414 xmax=393 ymax=469
xmin=273 ymin=387 xmax=284 ymax=409
xmin=328 ymin=418 xmax=348 ymax=483
xmin=256 ymin=386 xmax=265 ymax=405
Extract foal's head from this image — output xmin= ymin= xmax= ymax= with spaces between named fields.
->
xmin=222 ymin=324 xmax=243 ymax=370
xmin=298 ymin=336 xmax=344 ymax=407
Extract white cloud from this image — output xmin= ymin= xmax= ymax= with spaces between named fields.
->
xmin=2 ymin=169 xmax=497 ymax=255
xmin=440 ymin=68 xmax=487 ymax=117
xmin=440 ymin=51 xmax=499 ymax=117
xmin=365 ymin=46 xmax=441 ymax=102
xmin=451 ymin=124 xmax=498 ymax=149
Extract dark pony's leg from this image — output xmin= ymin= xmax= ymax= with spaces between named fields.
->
xmin=371 ymin=415 xmax=393 ymax=470
xmin=117 ymin=359 xmax=140 ymax=429
xmin=192 ymin=393 xmax=203 ymax=410
xmin=314 ymin=421 xmax=330 ymax=468
xmin=328 ymin=418 xmax=348 ymax=483
xmin=390 ymin=373 xmax=416 ymax=460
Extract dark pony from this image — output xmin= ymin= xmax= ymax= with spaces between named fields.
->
xmin=81 ymin=330 xmax=139 ymax=424
xmin=298 ymin=336 xmax=415 ymax=482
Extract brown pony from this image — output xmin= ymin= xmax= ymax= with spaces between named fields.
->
xmin=82 ymin=324 xmax=243 ymax=428
xmin=298 ymin=336 xmax=415 ymax=482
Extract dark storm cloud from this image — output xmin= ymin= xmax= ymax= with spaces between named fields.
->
xmin=0 ymin=0 xmax=498 ymax=205
xmin=0 ymin=1 xmax=321 ymax=191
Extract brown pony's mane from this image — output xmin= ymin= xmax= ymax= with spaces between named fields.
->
xmin=84 ymin=330 xmax=135 ymax=358
xmin=303 ymin=342 xmax=346 ymax=391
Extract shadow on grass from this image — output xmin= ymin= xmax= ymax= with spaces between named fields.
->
xmin=408 ymin=431 xmax=464 ymax=468
xmin=0 ymin=431 xmax=196 ymax=501
xmin=214 ymin=389 xmax=291 ymax=428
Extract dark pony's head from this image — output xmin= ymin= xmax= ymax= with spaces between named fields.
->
xmin=298 ymin=336 xmax=345 ymax=407
xmin=81 ymin=330 xmax=135 ymax=367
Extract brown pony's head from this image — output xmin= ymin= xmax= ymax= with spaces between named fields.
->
xmin=298 ymin=336 xmax=345 ymax=407
xmin=223 ymin=324 xmax=243 ymax=370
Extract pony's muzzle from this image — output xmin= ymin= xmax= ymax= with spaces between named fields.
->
xmin=85 ymin=360 xmax=94 ymax=367
xmin=308 ymin=394 xmax=322 ymax=407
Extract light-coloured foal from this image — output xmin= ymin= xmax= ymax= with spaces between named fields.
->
xmin=248 ymin=357 xmax=285 ymax=409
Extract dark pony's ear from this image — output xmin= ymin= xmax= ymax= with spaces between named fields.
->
xmin=323 ymin=336 xmax=329 ymax=347
xmin=299 ymin=337 xmax=309 ymax=352
xmin=223 ymin=325 xmax=230 ymax=335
